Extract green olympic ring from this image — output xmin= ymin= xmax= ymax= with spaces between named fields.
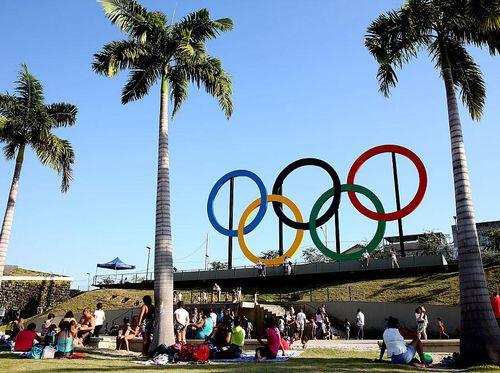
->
xmin=309 ymin=184 xmax=386 ymax=261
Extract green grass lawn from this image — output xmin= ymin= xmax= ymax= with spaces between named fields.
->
xmin=0 ymin=349 xmax=498 ymax=373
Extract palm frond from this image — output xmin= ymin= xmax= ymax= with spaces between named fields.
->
xmin=0 ymin=93 xmax=22 ymax=119
xmin=174 ymin=9 xmax=233 ymax=43
xmin=2 ymin=142 xmax=18 ymax=160
xmin=168 ymin=67 xmax=188 ymax=116
xmin=365 ymin=3 xmax=432 ymax=96
xmin=181 ymin=56 xmax=233 ymax=118
xmin=121 ymin=61 xmax=161 ymax=104
xmin=15 ymin=64 xmax=44 ymax=108
xmin=34 ymin=132 xmax=75 ymax=192
xmin=46 ymin=103 xmax=78 ymax=128
xmin=98 ymin=0 xmax=163 ymax=42
xmin=92 ymin=39 xmax=146 ymax=77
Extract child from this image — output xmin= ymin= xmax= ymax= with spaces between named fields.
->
xmin=437 ymin=318 xmax=449 ymax=339
xmin=344 ymin=318 xmax=351 ymax=340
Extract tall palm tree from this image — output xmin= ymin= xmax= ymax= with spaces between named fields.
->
xmin=93 ymin=0 xmax=233 ymax=347
xmin=0 ymin=64 xmax=76 ymax=287
xmin=365 ymin=0 xmax=499 ymax=364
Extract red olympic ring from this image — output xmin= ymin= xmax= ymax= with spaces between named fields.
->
xmin=346 ymin=144 xmax=427 ymax=221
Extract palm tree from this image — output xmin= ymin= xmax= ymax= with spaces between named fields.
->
xmin=93 ymin=0 xmax=233 ymax=347
xmin=0 ymin=64 xmax=76 ymax=287
xmin=365 ymin=0 xmax=499 ymax=364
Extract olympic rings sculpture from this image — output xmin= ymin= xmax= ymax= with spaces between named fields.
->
xmin=207 ymin=145 xmax=427 ymax=266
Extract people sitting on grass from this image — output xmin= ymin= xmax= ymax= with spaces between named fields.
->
xmin=41 ymin=313 xmax=56 ymax=337
xmin=116 ymin=316 xmax=140 ymax=352
xmin=138 ymin=295 xmax=155 ymax=356
xmin=14 ymin=323 xmax=42 ymax=352
xmin=43 ymin=324 xmax=58 ymax=346
xmin=216 ymin=317 xmax=246 ymax=359
xmin=256 ymin=317 xmax=286 ymax=361
xmin=78 ymin=307 xmax=95 ymax=345
xmin=377 ymin=316 xmax=428 ymax=368
xmin=55 ymin=321 xmax=76 ymax=358
xmin=6 ymin=315 xmax=24 ymax=338
xmin=209 ymin=316 xmax=232 ymax=349
xmin=59 ymin=311 xmax=78 ymax=335
xmin=190 ymin=309 xmax=214 ymax=340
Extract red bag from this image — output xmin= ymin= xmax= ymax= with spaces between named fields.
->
xmin=179 ymin=344 xmax=195 ymax=361
xmin=192 ymin=344 xmax=210 ymax=362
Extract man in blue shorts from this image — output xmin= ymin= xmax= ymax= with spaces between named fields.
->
xmin=377 ymin=316 xmax=427 ymax=368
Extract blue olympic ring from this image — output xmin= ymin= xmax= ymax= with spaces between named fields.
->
xmin=207 ymin=169 xmax=268 ymax=237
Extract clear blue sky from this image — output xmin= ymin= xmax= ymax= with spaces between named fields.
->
xmin=1 ymin=1 xmax=499 ymax=289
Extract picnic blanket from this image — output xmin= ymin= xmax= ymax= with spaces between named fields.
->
xmin=213 ymin=350 xmax=302 ymax=363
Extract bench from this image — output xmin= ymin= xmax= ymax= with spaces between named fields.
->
xmin=377 ymin=339 xmax=460 ymax=353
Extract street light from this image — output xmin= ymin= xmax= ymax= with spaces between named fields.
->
xmin=86 ymin=272 xmax=90 ymax=291
xmin=146 ymin=246 xmax=152 ymax=281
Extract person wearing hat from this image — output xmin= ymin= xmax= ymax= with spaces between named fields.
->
xmin=378 ymin=316 xmax=428 ymax=367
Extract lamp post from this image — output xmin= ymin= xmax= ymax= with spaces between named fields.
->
xmin=146 ymin=246 xmax=152 ymax=281
xmin=86 ymin=272 xmax=90 ymax=291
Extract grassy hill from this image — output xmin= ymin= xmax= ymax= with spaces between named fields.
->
xmin=38 ymin=265 xmax=499 ymax=317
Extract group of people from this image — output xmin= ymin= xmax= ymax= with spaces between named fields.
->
xmin=185 ymin=284 xmax=244 ymax=304
xmin=2 ymin=303 xmax=107 ymax=357
xmin=255 ymin=256 xmax=293 ymax=277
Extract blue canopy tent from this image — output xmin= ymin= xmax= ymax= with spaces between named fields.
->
xmin=95 ymin=257 xmax=136 ymax=284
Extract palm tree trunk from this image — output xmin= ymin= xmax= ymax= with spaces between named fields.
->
xmin=0 ymin=145 xmax=25 ymax=286
xmin=442 ymin=67 xmax=500 ymax=364
xmin=152 ymin=68 xmax=175 ymax=349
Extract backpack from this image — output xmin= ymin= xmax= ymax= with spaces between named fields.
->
xmin=192 ymin=344 xmax=210 ymax=362
xmin=29 ymin=344 xmax=44 ymax=359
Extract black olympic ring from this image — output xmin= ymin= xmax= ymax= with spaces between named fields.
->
xmin=271 ymin=158 xmax=342 ymax=230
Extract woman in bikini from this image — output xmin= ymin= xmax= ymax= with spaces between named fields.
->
xmin=137 ymin=295 xmax=155 ymax=356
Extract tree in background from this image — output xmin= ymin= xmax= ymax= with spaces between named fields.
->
xmin=93 ymin=0 xmax=233 ymax=347
xmin=210 ymin=261 xmax=228 ymax=270
xmin=302 ymin=247 xmax=330 ymax=263
xmin=484 ymin=229 xmax=500 ymax=251
xmin=417 ymin=231 xmax=452 ymax=258
xmin=260 ymin=250 xmax=279 ymax=260
xmin=365 ymin=0 xmax=500 ymax=363
xmin=0 ymin=64 xmax=76 ymax=289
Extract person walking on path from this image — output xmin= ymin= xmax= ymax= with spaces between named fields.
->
xmin=295 ymin=308 xmax=306 ymax=340
xmin=344 ymin=318 xmax=351 ymax=340
xmin=415 ymin=306 xmax=428 ymax=340
xmin=437 ymin=318 xmax=450 ymax=339
xmin=356 ymin=308 xmax=365 ymax=340
xmin=93 ymin=303 xmax=106 ymax=337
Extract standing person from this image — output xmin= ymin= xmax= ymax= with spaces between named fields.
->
xmin=237 ymin=287 xmax=242 ymax=302
xmin=255 ymin=260 xmax=263 ymax=277
xmin=344 ymin=318 xmax=351 ymax=340
xmin=377 ymin=316 xmax=427 ymax=368
xmin=261 ymin=261 xmax=267 ymax=277
xmin=307 ymin=316 xmax=317 ymax=340
xmin=78 ymin=308 xmax=95 ymax=345
xmin=242 ymin=316 xmax=253 ymax=339
xmin=174 ymin=301 xmax=190 ymax=344
xmin=490 ymin=292 xmax=500 ymax=327
xmin=437 ymin=318 xmax=450 ymax=339
xmin=356 ymin=308 xmax=365 ymax=340
xmin=415 ymin=306 xmax=428 ymax=340
xmin=255 ymin=318 xmax=285 ymax=361
xmin=314 ymin=308 xmax=325 ymax=339
xmin=361 ymin=250 xmax=370 ymax=268
xmin=93 ymin=303 xmax=106 ymax=337
xmin=177 ymin=291 xmax=183 ymax=302
xmin=284 ymin=256 xmax=292 ymax=275
xmin=201 ymin=290 xmax=208 ymax=303
xmin=212 ymin=283 xmax=221 ymax=302
xmin=137 ymin=295 xmax=155 ymax=356
xmin=295 ymin=308 xmax=306 ymax=339
xmin=209 ymin=307 xmax=218 ymax=327
xmin=390 ymin=250 xmax=400 ymax=269
xmin=41 ymin=313 xmax=56 ymax=337
xmin=173 ymin=291 xmax=178 ymax=303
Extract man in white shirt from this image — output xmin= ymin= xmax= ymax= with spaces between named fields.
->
xmin=378 ymin=316 xmax=427 ymax=367
xmin=361 ymin=250 xmax=370 ymax=268
xmin=174 ymin=301 xmax=190 ymax=344
xmin=93 ymin=303 xmax=105 ymax=337
xmin=209 ymin=307 xmax=218 ymax=327
xmin=356 ymin=308 xmax=365 ymax=340
xmin=295 ymin=308 xmax=307 ymax=339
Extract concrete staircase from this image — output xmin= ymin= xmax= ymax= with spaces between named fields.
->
xmin=257 ymin=303 xmax=286 ymax=319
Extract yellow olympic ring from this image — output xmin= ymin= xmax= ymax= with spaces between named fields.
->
xmin=238 ymin=194 xmax=304 ymax=266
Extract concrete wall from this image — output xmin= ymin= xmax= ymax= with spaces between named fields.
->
xmin=0 ymin=279 xmax=71 ymax=319
xmin=291 ymin=301 xmax=460 ymax=338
